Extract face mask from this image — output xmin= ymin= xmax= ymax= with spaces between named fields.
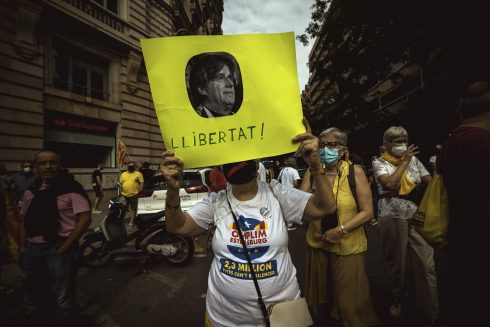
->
xmin=391 ymin=145 xmax=407 ymax=157
xmin=128 ymin=166 xmax=136 ymax=172
xmin=223 ymin=160 xmax=256 ymax=185
xmin=23 ymin=167 xmax=32 ymax=173
xmin=319 ymin=148 xmax=340 ymax=166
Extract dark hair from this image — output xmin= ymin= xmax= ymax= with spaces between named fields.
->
xmin=459 ymin=81 xmax=490 ymax=118
xmin=189 ymin=55 xmax=235 ymax=104
xmin=142 ymin=161 xmax=150 ymax=169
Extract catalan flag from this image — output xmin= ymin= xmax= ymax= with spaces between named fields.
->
xmin=118 ymin=139 xmax=127 ymax=168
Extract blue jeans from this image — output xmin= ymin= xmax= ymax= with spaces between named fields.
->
xmin=19 ymin=240 xmax=79 ymax=324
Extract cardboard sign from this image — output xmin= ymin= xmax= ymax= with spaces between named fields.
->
xmin=141 ymin=32 xmax=304 ymax=168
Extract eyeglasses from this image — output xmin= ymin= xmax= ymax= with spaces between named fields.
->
xmin=210 ymin=73 xmax=235 ymax=84
xmin=319 ymin=141 xmax=344 ymax=149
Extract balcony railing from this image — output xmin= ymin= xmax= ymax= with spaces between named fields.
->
xmin=61 ymin=0 xmax=125 ymax=33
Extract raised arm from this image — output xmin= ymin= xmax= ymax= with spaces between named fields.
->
xmin=161 ymin=151 xmax=207 ymax=236
xmin=300 ymin=168 xmax=312 ymax=193
xmin=293 ymin=118 xmax=336 ymax=219
xmin=378 ymin=144 xmax=418 ymax=190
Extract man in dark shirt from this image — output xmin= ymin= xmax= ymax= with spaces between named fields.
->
xmin=91 ymin=163 xmax=104 ymax=214
xmin=438 ymin=81 xmax=490 ymax=325
xmin=139 ymin=162 xmax=155 ymax=189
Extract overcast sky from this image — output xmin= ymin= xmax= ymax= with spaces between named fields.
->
xmin=222 ymin=0 xmax=315 ymax=92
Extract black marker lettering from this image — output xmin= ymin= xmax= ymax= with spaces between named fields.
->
xmin=171 ymin=138 xmax=179 ymax=149
xmin=247 ymin=125 xmax=256 ymax=139
xmin=219 ymin=131 xmax=226 ymax=143
xmin=209 ymin=132 xmax=216 ymax=145
xmin=228 ymin=128 xmax=236 ymax=141
xmin=199 ymin=133 xmax=207 ymax=146
xmin=238 ymin=127 xmax=247 ymax=140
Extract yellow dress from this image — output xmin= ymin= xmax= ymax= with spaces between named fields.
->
xmin=305 ymin=161 xmax=378 ymax=326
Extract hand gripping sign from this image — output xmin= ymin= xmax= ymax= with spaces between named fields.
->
xmin=141 ymin=32 xmax=304 ymax=168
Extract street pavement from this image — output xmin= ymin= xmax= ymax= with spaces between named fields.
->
xmin=2 ymin=209 xmax=433 ymax=327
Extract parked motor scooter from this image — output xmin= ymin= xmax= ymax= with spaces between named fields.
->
xmin=79 ymin=195 xmax=194 ymax=267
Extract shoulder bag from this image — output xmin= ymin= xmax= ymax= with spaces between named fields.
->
xmin=225 ymin=194 xmax=313 ymax=327
xmin=413 ymin=174 xmax=449 ymax=248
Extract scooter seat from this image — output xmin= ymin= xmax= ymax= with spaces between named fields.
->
xmin=136 ymin=211 xmax=165 ymax=230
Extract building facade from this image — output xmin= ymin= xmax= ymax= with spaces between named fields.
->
xmin=0 ymin=0 xmax=223 ymax=190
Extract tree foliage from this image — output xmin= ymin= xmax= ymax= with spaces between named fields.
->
xmin=299 ymin=0 xmax=489 ymax=138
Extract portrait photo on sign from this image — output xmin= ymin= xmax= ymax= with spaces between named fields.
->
xmin=186 ymin=52 xmax=243 ymax=118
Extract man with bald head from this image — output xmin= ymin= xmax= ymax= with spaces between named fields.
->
xmin=19 ymin=150 xmax=91 ymax=325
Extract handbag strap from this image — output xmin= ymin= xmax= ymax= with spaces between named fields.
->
xmin=225 ymin=195 xmax=270 ymax=326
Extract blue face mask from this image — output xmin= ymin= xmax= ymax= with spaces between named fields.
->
xmin=319 ymin=148 xmax=339 ymax=165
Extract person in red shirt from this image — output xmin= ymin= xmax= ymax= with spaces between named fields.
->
xmin=209 ymin=166 xmax=227 ymax=193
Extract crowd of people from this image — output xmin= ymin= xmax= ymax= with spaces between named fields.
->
xmin=158 ymin=80 xmax=489 ymax=327
xmin=0 ymin=80 xmax=488 ymax=326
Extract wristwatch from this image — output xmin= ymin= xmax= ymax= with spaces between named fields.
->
xmin=339 ymin=224 xmax=348 ymax=235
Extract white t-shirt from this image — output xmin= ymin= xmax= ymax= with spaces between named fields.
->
xmin=258 ymin=162 xmax=267 ymax=182
xmin=187 ymin=180 xmax=311 ymax=327
xmin=372 ymin=156 xmax=430 ymax=219
xmin=278 ymin=167 xmax=300 ymax=188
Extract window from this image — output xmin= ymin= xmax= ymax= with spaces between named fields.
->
xmin=52 ymin=40 xmax=109 ymax=100
xmin=92 ymin=0 xmax=118 ymax=15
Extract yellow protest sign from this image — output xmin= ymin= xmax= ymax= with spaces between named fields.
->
xmin=141 ymin=32 xmax=304 ymax=168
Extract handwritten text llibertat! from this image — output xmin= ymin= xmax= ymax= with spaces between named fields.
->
xmin=170 ymin=123 xmax=265 ymax=149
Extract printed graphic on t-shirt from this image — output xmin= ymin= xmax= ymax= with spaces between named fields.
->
xmin=220 ymin=215 xmax=278 ymax=280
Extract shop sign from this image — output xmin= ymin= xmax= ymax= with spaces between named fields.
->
xmin=45 ymin=111 xmax=116 ymax=135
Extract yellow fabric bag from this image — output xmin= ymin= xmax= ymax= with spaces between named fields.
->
xmin=414 ymin=174 xmax=449 ymax=247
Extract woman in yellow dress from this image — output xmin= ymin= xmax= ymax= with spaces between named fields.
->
xmin=302 ymin=127 xmax=378 ymax=327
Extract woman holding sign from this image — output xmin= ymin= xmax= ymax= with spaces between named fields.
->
xmin=161 ymin=119 xmax=336 ymax=327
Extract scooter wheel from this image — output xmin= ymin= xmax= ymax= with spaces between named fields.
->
xmin=79 ymin=236 xmax=113 ymax=267
xmin=165 ymin=235 xmax=195 ymax=266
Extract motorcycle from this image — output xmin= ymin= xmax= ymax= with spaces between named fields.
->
xmin=79 ymin=195 xmax=194 ymax=267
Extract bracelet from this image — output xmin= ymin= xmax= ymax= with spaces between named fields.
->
xmin=166 ymin=200 xmax=181 ymax=210
xmin=309 ymin=167 xmax=326 ymax=176
xmin=339 ymin=224 xmax=348 ymax=234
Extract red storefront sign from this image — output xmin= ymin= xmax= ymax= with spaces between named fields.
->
xmin=45 ymin=111 xmax=116 ymax=136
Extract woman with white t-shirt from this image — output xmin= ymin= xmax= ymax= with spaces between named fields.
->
xmin=372 ymin=126 xmax=439 ymax=324
xmin=160 ymin=122 xmax=336 ymax=327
